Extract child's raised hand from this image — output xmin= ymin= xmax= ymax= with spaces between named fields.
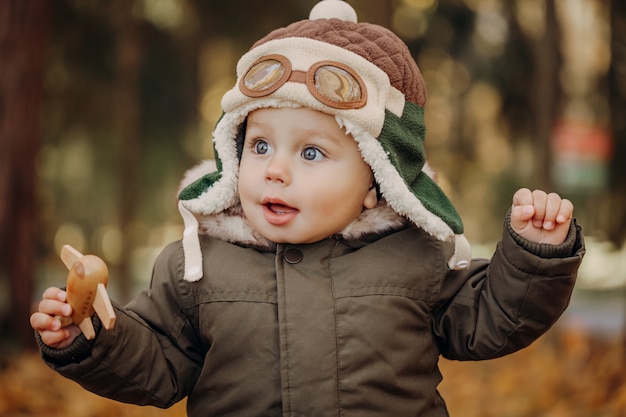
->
xmin=30 ymin=287 xmax=82 ymax=349
xmin=510 ymin=188 xmax=573 ymax=245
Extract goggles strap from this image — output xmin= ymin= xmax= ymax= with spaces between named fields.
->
xmin=288 ymin=70 xmax=306 ymax=84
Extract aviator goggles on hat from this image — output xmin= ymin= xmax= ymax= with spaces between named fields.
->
xmin=239 ymin=54 xmax=368 ymax=110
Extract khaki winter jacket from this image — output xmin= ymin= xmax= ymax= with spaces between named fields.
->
xmin=40 ymin=215 xmax=584 ymax=417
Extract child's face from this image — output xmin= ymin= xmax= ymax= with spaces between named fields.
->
xmin=238 ymin=107 xmax=378 ymax=244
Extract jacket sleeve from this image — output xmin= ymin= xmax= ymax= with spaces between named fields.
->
xmin=37 ymin=240 xmax=203 ymax=408
xmin=432 ymin=215 xmax=585 ymax=361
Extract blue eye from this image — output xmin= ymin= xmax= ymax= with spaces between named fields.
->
xmin=302 ymin=146 xmax=324 ymax=161
xmin=254 ymin=140 xmax=271 ymax=155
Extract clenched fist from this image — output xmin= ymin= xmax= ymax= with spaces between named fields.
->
xmin=510 ymin=188 xmax=573 ymax=245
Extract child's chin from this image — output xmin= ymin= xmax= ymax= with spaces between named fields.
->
xmin=263 ymin=231 xmax=326 ymax=245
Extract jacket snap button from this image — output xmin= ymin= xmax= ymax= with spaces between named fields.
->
xmin=284 ymin=248 xmax=303 ymax=264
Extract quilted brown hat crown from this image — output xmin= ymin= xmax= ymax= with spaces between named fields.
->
xmin=252 ymin=18 xmax=427 ymax=107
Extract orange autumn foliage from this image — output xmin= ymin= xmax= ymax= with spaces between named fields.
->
xmin=440 ymin=327 xmax=626 ymax=417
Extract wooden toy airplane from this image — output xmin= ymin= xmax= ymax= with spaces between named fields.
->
xmin=60 ymin=245 xmax=116 ymax=340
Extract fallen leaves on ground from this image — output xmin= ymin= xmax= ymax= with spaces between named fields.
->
xmin=0 ymin=354 xmax=187 ymax=417
xmin=439 ymin=327 xmax=625 ymax=417
xmin=0 ymin=327 xmax=623 ymax=417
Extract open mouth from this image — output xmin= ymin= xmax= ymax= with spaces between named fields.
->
xmin=262 ymin=199 xmax=299 ymax=225
xmin=265 ymin=202 xmax=297 ymax=214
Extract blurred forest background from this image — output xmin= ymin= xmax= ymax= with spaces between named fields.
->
xmin=1 ymin=0 xmax=625 ymax=416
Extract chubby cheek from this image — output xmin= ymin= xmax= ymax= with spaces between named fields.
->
xmin=237 ymin=175 xmax=254 ymax=211
xmin=238 ymin=160 xmax=256 ymax=192
xmin=313 ymin=185 xmax=366 ymax=219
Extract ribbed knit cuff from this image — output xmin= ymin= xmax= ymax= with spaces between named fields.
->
xmin=35 ymin=314 xmax=101 ymax=366
xmin=506 ymin=209 xmax=578 ymax=258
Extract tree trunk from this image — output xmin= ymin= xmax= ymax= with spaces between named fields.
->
xmin=530 ymin=0 xmax=562 ymax=190
xmin=609 ymin=0 xmax=626 ymax=247
xmin=0 ymin=0 xmax=49 ymax=348
xmin=112 ymin=1 xmax=142 ymax=302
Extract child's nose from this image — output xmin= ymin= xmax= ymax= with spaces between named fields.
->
xmin=265 ymin=155 xmax=291 ymax=185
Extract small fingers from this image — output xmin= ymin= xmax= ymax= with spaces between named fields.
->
xmin=31 ymin=287 xmax=73 ymax=334
xmin=30 ymin=311 xmax=63 ymax=332
xmin=541 ymin=193 xmax=563 ymax=230
xmin=512 ymin=188 xmax=533 ymax=207
xmin=38 ymin=297 xmax=72 ymax=318
xmin=42 ymin=287 xmax=67 ymax=302
xmin=511 ymin=188 xmax=535 ymax=226
xmin=556 ymin=198 xmax=574 ymax=224
xmin=39 ymin=328 xmax=71 ymax=347
xmin=540 ymin=193 xmax=573 ymax=230
xmin=531 ymin=190 xmax=548 ymax=228
xmin=512 ymin=189 xmax=573 ymax=231
xmin=31 ymin=287 xmax=80 ymax=349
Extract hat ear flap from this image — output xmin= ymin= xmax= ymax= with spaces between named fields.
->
xmin=178 ymin=118 xmax=247 ymax=202
xmin=346 ymin=99 xmax=468 ymax=268
xmin=378 ymin=104 xmax=427 ymax=187
xmin=178 ymin=135 xmax=225 ymax=202
xmin=178 ymin=170 xmax=221 ymax=201
xmin=408 ymin=172 xmax=463 ymax=235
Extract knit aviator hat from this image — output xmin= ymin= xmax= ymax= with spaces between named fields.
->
xmin=178 ymin=0 xmax=471 ymax=281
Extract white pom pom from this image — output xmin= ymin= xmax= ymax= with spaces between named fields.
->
xmin=309 ymin=0 xmax=358 ymax=23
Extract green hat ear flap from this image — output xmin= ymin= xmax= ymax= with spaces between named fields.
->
xmin=179 ymin=112 xmax=238 ymax=202
xmin=178 ymin=169 xmax=221 ymax=201
xmin=348 ymin=101 xmax=470 ymax=269
xmin=409 ymin=173 xmax=464 ymax=235
xmin=376 ymin=102 xmax=464 ymax=236
xmin=179 ymin=117 xmax=248 ymax=202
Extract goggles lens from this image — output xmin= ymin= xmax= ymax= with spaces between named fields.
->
xmin=242 ymin=58 xmax=288 ymax=95
xmin=240 ymin=55 xmax=367 ymax=109
xmin=313 ymin=64 xmax=363 ymax=104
